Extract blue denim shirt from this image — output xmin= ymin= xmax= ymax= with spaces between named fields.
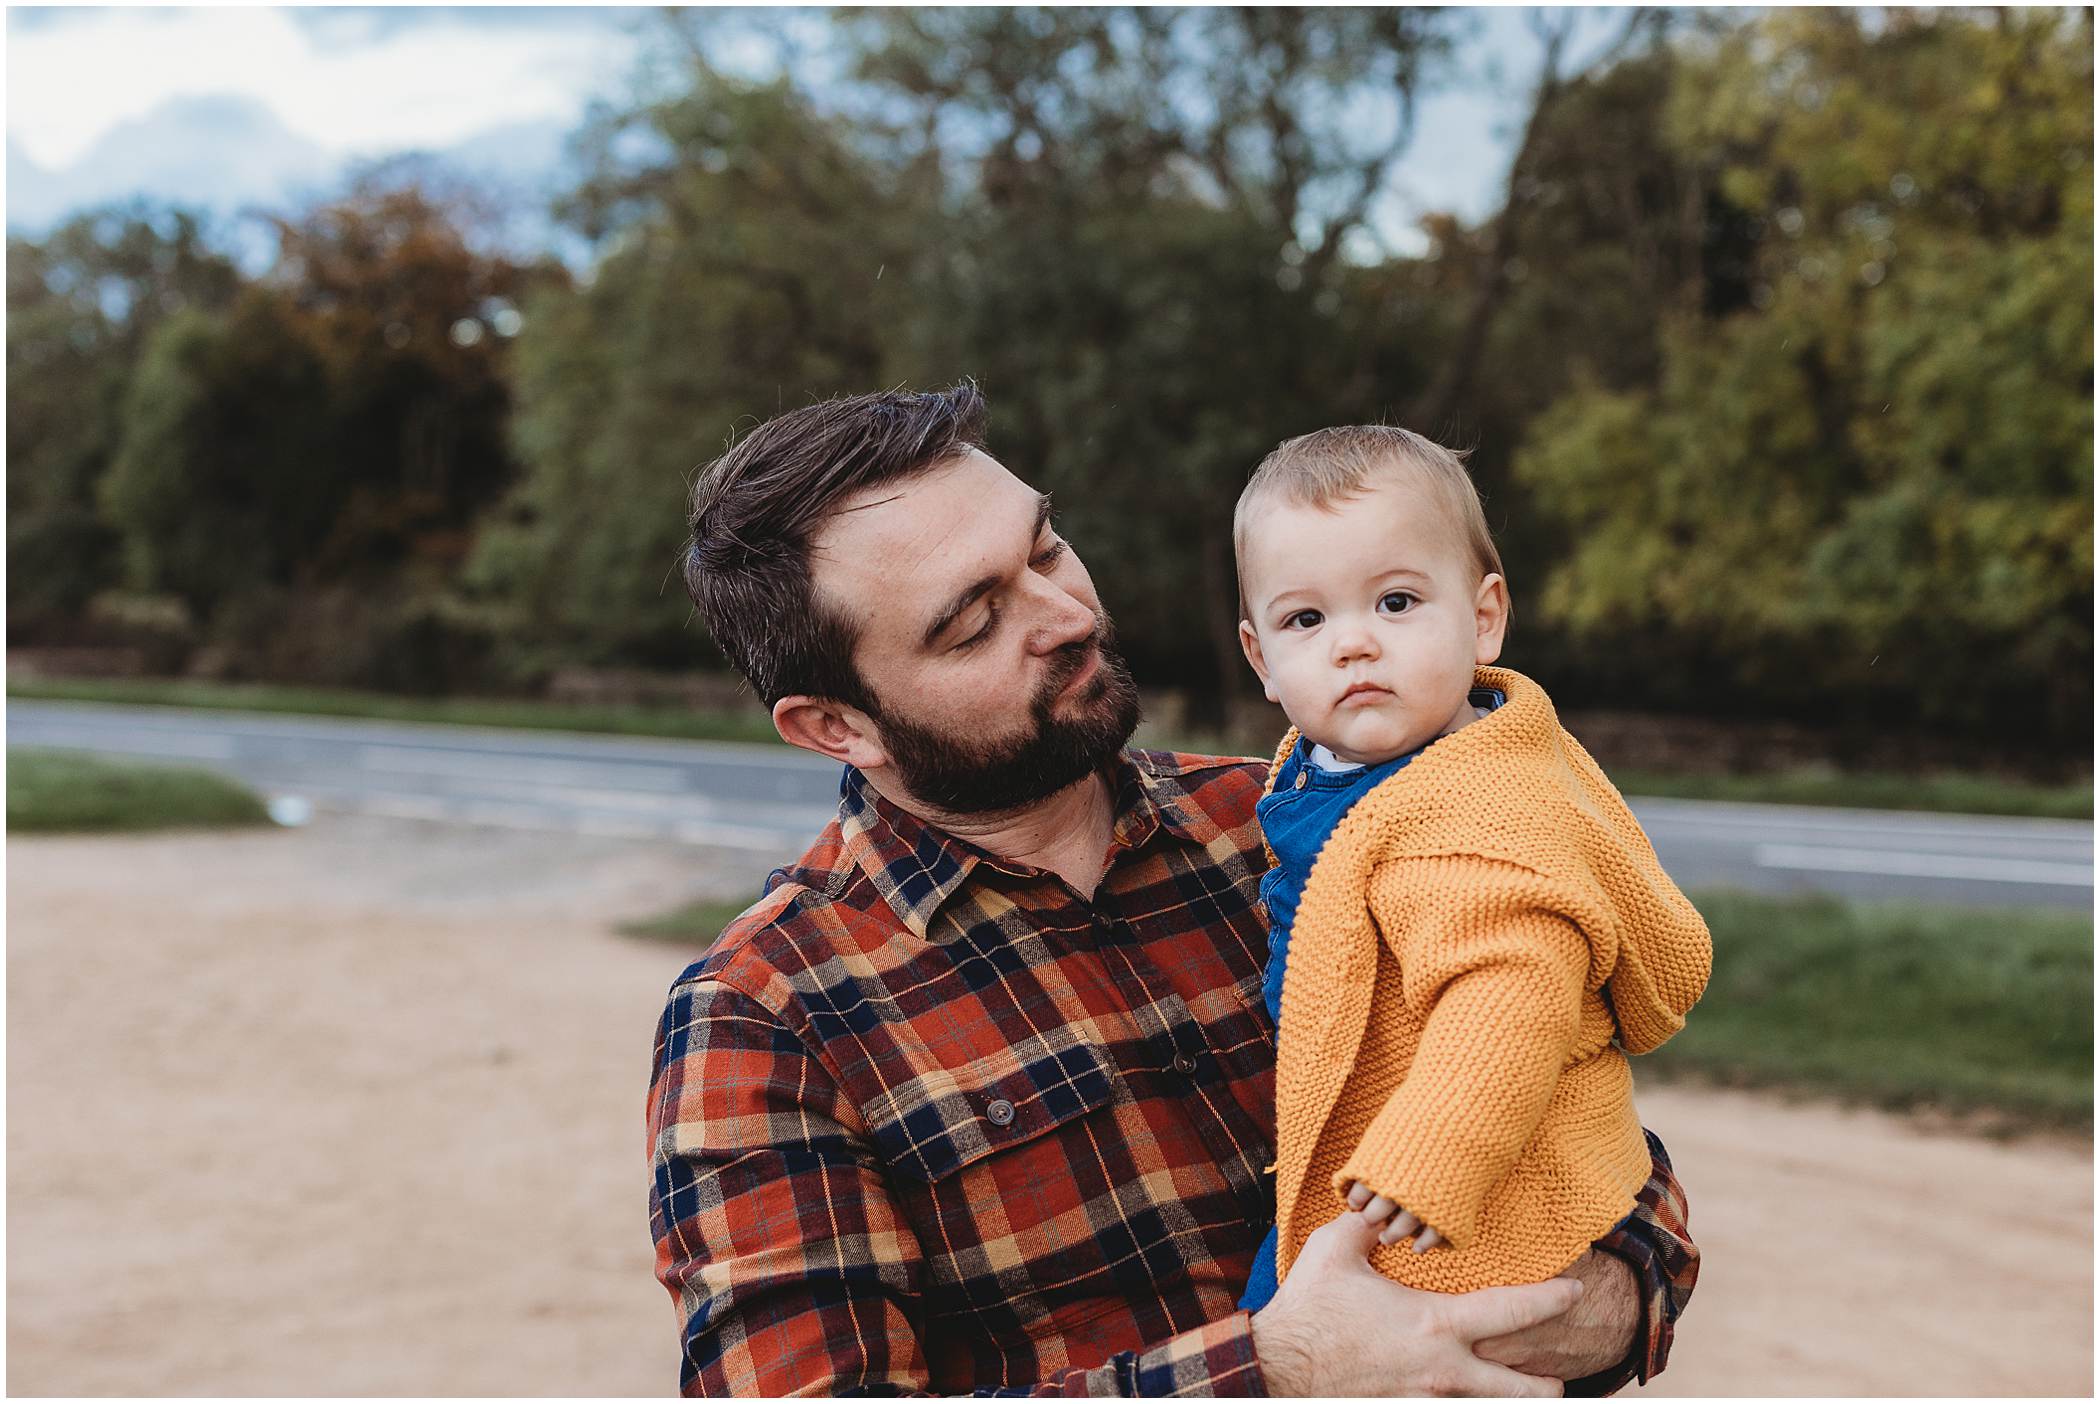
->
xmin=1240 ymin=687 xmax=1505 ymax=1312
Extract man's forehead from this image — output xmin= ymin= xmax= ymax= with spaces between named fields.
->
xmin=809 ymin=451 xmax=1045 ymax=625
xmin=819 ymin=451 xmax=1035 ymax=549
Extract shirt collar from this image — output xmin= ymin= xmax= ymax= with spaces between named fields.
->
xmin=833 ymin=751 xmax=1210 ymax=940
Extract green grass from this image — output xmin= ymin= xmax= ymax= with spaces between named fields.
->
xmin=8 ymin=675 xmax=784 ymax=746
xmin=13 ymin=675 xmax=2090 ymax=818
xmin=1647 ymin=889 xmax=2093 ymax=1130
xmin=618 ymin=896 xmax=762 ymax=947
xmin=8 ymin=747 xmax=274 ymax=834
xmin=1611 ymin=767 xmax=2091 ymax=820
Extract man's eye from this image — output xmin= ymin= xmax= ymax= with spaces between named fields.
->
xmin=1378 ymin=591 xmax=1417 ymax=615
xmin=1283 ymin=609 xmax=1323 ymax=630
xmin=954 ymin=606 xmax=998 ymax=651
xmin=1031 ymin=539 xmax=1068 ymax=570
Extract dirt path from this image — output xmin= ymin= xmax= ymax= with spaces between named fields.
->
xmin=1622 ymin=1084 xmax=2090 ymax=1396
xmin=8 ymin=819 xmax=2091 ymax=1396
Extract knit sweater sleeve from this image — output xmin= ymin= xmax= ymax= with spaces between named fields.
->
xmin=1336 ymin=856 xmax=1591 ymax=1251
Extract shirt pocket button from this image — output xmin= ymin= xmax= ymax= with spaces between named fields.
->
xmin=1172 ymin=1053 xmax=1198 ymax=1076
xmin=986 ymin=1098 xmax=1017 ymax=1127
xmin=1293 ymin=772 xmax=1308 ymax=790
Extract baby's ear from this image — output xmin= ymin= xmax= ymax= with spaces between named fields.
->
xmin=1473 ymin=574 xmax=1510 ymax=664
xmin=1237 ymin=620 xmax=1281 ymax=704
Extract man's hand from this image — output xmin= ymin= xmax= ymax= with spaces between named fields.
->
xmin=1474 ymin=1249 xmax=1639 ymax=1382
xmin=1250 ymin=1212 xmax=1578 ymax=1397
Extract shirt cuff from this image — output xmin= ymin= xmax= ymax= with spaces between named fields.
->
xmin=1561 ymin=1233 xmax=1653 ymax=1397
xmin=1130 ymin=1310 xmax=1266 ymax=1397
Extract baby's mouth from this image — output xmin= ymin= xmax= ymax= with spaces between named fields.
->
xmin=1337 ymin=683 xmax=1392 ymax=707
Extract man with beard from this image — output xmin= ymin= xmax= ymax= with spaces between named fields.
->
xmin=646 ymin=384 xmax=1698 ymax=1397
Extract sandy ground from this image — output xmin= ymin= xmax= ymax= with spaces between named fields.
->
xmin=8 ymin=817 xmax=2092 ymax=1397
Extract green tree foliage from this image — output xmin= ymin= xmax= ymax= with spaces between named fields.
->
xmin=83 ymin=178 xmax=556 ymax=691
xmin=466 ymin=67 xmax=930 ymax=671
xmin=7 ymin=206 xmax=242 ymax=623
xmin=1513 ymin=9 xmax=2092 ymax=744
xmin=265 ymin=170 xmax=559 ymax=585
xmin=476 ymin=7 xmax=1456 ymax=698
xmin=99 ymin=292 xmax=336 ymax=616
xmin=7 ymin=9 xmax=2087 ymax=760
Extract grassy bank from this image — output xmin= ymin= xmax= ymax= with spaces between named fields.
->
xmin=1611 ymin=768 xmax=2091 ymax=821
xmin=1645 ymin=890 xmax=2092 ymax=1130
xmin=621 ymin=886 xmax=2094 ymax=1131
xmin=12 ymin=675 xmax=2089 ymax=819
xmin=618 ymin=896 xmax=759 ymax=947
xmin=8 ymin=675 xmax=782 ymax=746
xmin=8 ymin=747 xmax=274 ymax=834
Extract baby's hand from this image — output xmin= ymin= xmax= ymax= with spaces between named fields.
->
xmin=1342 ymin=1180 xmax=1445 ymax=1252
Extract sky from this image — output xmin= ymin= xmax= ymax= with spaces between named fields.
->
xmin=4 ymin=6 xmax=1626 ymax=259
xmin=7 ymin=6 xmax=650 ymax=168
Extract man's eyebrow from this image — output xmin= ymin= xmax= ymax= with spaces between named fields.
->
xmin=920 ymin=495 xmax=1059 ymax=650
xmin=922 ymin=574 xmax=1000 ymax=649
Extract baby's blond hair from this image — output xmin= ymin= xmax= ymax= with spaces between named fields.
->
xmin=1232 ymin=425 xmax=1506 ymax=622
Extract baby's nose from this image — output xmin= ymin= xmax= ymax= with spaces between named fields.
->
xmin=1330 ymin=621 xmax=1379 ymax=663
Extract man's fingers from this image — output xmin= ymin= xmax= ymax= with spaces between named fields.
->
xmin=1455 ymin=1358 xmax=1566 ymax=1398
xmin=1445 ymin=1277 xmax=1585 ymax=1343
xmin=1302 ymin=1205 xmax=1385 ymax=1263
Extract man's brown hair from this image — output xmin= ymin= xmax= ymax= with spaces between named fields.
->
xmin=683 ymin=382 xmax=988 ymax=707
xmin=1232 ymin=424 xmax=1507 ymax=621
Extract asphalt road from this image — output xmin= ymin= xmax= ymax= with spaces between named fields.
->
xmin=11 ymin=700 xmax=2092 ymax=910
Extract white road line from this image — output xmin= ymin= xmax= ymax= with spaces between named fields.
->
xmin=1631 ymin=798 xmax=2092 ymax=843
xmin=355 ymin=745 xmax=688 ymax=791
xmin=1755 ymin=844 xmax=2094 ymax=886
xmin=672 ymin=819 xmax=795 ymax=852
xmin=314 ymin=790 xmax=792 ymax=852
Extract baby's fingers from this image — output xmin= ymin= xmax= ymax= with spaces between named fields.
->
xmin=1345 ymin=1181 xmax=1373 ymax=1212
xmin=1378 ymin=1209 xmax=1422 ymax=1245
xmin=1411 ymin=1226 xmax=1443 ymax=1253
xmin=1361 ymin=1194 xmax=1400 ymax=1224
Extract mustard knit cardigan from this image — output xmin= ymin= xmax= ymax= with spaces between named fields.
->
xmin=1269 ymin=666 xmax=1712 ymax=1294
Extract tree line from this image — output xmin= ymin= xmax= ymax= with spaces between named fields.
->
xmin=8 ymin=8 xmax=2091 ymax=759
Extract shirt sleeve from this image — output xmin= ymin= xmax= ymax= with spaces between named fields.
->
xmin=646 ymin=976 xmax=1268 ymax=1398
xmin=1565 ymin=1129 xmax=1700 ymax=1397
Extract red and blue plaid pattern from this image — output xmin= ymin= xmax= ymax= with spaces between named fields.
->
xmin=646 ymin=751 xmax=1696 ymax=1396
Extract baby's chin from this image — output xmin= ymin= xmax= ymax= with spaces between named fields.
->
xmin=1304 ymin=715 xmax=1441 ymax=768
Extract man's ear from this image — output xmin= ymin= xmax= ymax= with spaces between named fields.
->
xmin=1473 ymin=573 xmax=1510 ymax=665
xmin=771 ymin=696 xmax=889 ymax=770
xmin=1237 ymin=620 xmax=1281 ymax=705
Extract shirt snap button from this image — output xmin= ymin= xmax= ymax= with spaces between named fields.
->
xmin=1172 ymin=1052 xmax=1198 ymax=1076
xmin=986 ymin=1098 xmax=1016 ymax=1127
xmin=1293 ymin=771 xmax=1307 ymax=790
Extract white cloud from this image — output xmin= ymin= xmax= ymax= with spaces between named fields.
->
xmin=7 ymin=6 xmax=645 ymax=168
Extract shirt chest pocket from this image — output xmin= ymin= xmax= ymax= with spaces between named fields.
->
xmin=858 ymin=1033 xmax=1181 ymax=1338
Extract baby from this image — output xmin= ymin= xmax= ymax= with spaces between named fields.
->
xmin=1230 ymin=425 xmax=1711 ymax=1309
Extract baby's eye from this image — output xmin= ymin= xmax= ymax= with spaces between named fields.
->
xmin=1283 ymin=609 xmax=1323 ymax=630
xmin=1377 ymin=591 xmax=1418 ymax=615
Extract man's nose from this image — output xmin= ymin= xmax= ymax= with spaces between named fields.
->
xmin=1021 ymin=573 xmax=1098 ymax=654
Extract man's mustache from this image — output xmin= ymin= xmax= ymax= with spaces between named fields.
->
xmin=1036 ymin=614 xmax=1122 ymax=704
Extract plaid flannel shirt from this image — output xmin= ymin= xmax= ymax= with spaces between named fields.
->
xmin=647 ymin=750 xmax=1697 ymax=1396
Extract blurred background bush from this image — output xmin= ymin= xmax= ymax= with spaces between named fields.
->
xmin=9 ymin=7 xmax=2091 ymax=772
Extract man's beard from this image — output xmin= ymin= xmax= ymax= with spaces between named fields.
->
xmin=865 ymin=621 xmax=1144 ymax=817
